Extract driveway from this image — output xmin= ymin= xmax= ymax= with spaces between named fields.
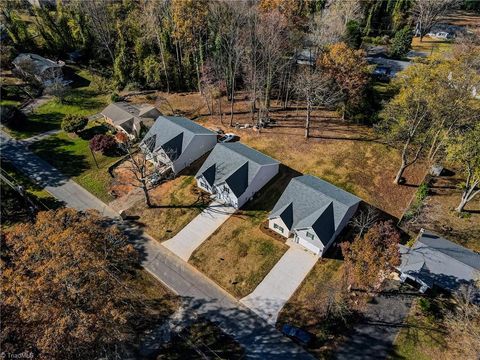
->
xmin=1 ymin=131 xmax=314 ymax=359
xmin=241 ymin=240 xmax=318 ymax=325
xmin=334 ymin=280 xmax=414 ymax=360
xmin=162 ymin=202 xmax=236 ymax=261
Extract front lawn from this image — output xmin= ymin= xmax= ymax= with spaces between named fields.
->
xmin=189 ymin=166 xmax=296 ymax=299
xmin=125 ymin=175 xmax=211 ymax=241
xmin=4 ymin=68 xmax=108 ymax=139
xmin=30 ymin=123 xmax=121 ymax=203
xmin=277 ymin=259 xmax=351 ymax=358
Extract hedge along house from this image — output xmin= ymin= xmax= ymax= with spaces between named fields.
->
xmin=268 ymin=175 xmax=361 ymax=256
xmin=195 ymin=142 xmax=280 ymax=208
xmin=101 ymin=102 xmax=161 ymax=140
xmin=141 ymin=116 xmax=217 ymax=175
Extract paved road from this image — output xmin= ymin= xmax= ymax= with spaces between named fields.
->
xmin=163 ymin=201 xmax=235 ymax=261
xmin=0 ymin=132 xmax=117 ymax=217
xmin=0 ymin=131 xmax=314 ymax=360
xmin=335 ymin=280 xmax=414 ymax=360
xmin=241 ymin=240 xmax=318 ymax=325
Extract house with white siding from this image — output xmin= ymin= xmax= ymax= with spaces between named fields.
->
xmin=141 ymin=116 xmax=217 ymax=174
xmin=195 ymin=142 xmax=280 ymax=208
xmin=268 ymin=175 xmax=360 ymax=256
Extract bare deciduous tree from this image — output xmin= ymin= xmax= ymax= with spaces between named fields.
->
xmin=293 ymin=68 xmax=343 ymax=138
xmin=412 ymin=0 xmax=461 ymax=42
xmin=349 ymin=206 xmax=379 ymax=238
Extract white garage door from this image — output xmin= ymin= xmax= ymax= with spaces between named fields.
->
xmin=297 ymin=237 xmax=320 ymax=255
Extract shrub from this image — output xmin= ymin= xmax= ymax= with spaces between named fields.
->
xmin=344 ymin=20 xmax=362 ymax=49
xmin=89 ymin=134 xmax=117 ymax=155
xmin=389 ymin=26 xmax=413 ymax=59
xmin=61 ymin=114 xmax=88 ymax=133
xmin=418 ymin=298 xmax=432 ymax=314
xmin=110 ymin=92 xmax=122 ymax=102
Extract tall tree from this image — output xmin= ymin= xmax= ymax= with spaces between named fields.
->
xmin=319 ymin=42 xmax=370 ymax=119
xmin=341 ymin=221 xmax=401 ymax=291
xmin=294 ymin=67 xmax=342 ymax=138
xmin=412 ymin=0 xmax=460 ymax=42
xmin=1 ymin=209 xmax=138 ymax=358
xmin=447 ymin=123 xmax=480 ymax=213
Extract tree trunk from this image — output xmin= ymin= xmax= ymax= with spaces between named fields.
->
xmin=394 ymin=161 xmax=407 ymax=184
xmin=229 ymin=78 xmax=235 ymax=127
xmin=305 ymin=101 xmax=311 ymax=139
xmin=141 ymin=180 xmax=152 ymax=208
xmin=218 ymin=98 xmax=223 ymax=124
xmin=456 ymin=197 xmax=467 ymax=212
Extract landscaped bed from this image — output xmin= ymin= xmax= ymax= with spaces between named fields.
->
xmin=189 ymin=166 xmax=298 ymax=299
xmin=30 ymin=123 xmax=121 ymax=203
xmin=125 ymin=175 xmax=211 ymax=242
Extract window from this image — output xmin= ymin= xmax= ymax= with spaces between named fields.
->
xmin=306 ymin=231 xmax=315 ymax=240
xmin=273 ymin=223 xmax=284 ymax=233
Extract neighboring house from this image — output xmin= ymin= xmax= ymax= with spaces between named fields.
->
xmin=397 ymin=229 xmax=480 ymax=294
xmin=268 ymin=175 xmax=361 ymax=256
xmin=195 ymin=142 xmax=280 ymax=208
xmin=12 ymin=53 xmax=64 ymax=86
xmin=141 ymin=116 xmax=217 ymax=174
xmin=101 ymin=102 xmax=161 ymax=140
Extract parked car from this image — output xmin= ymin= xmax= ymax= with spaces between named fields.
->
xmin=281 ymin=324 xmax=314 ymax=346
xmin=218 ymin=133 xmax=236 ymax=143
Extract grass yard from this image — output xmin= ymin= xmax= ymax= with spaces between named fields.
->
xmin=389 ymin=298 xmax=449 ymax=360
xmin=278 ymin=259 xmax=351 ymax=358
xmin=133 ymin=91 xmax=425 ymax=219
xmin=411 ymin=36 xmax=453 ymax=56
xmin=4 ymin=68 xmax=109 ymax=139
xmin=401 ymin=172 xmax=480 ymax=252
xmin=157 ymin=318 xmax=244 ymax=359
xmin=30 ymin=123 xmax=120 ymax=203
xmin=125 ymin=175 xmax=211 ymax=241
xmin=189 ymin=166 xmax=298 ymax=299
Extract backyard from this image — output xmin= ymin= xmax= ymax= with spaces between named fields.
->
xmin=189 ymin=165 xmax=299 ymax=299
xmin=30 ymin=122 xmax=121 ymax=203
xmin=400 ymin=171 xmax=480 ymax=252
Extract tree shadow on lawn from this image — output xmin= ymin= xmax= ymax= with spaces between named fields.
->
xmin=31 ymin=137 xmax=90 ymax=178
xmin=65 ymin=88 xmax=106 ymax=111
xmin=5 ymin=111 xmax=64 ymax=137
xmin=62 ymin=67 xmax=91 ymax=89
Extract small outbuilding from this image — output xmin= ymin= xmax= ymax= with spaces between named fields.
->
xmin=12 ymin=53 xmax=64 ymax=86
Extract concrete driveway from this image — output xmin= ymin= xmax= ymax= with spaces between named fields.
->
xmin=162 ymin=202 xmax=236 ymax=261
xmin=240 ymin=240 xmax=318 ymax=325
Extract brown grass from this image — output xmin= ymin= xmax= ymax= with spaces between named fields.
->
xmin=278 ymin=259 xmax=349 ymax=358
xmin=189 ymin=166 xmax=298 ymax=299
xmin=403 ymin=172 xmax=480 ymax=252
xmin=126 ymin=175 xmax=210 ymax=241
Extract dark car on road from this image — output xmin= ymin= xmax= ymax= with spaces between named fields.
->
xmin=281 ymin=324 xmax=314 ymax=346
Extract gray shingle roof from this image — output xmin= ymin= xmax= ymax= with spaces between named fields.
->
xmin=141 ymin=116 xmax=215 ymax=159
xmin=398 ymin=230 xmax=480 ymax=292
xmin=101 ymin=102 xmax=160 ymax=127
xmin=12 ymin=53 xmax=62 ymax=74
xmin=269 ymin=175 xmax=360 ymax=245
xmin=196 ymin=142 xmax=279 ymax=197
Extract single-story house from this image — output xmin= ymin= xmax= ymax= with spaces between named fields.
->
xmin=268 ymin=175 xmax=361 ymax=256
xmin=101 ymin=102 xmax=161 ymax=140
xmin=195 ymin=142 xmax=280 ymax=208
xmin=12 ymin=53 xmax=64 ymax=86
xmin=141 ymin=116 xmax=217 ymax=174
xmin=397 ymin=230 xmax=480 ymax=294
